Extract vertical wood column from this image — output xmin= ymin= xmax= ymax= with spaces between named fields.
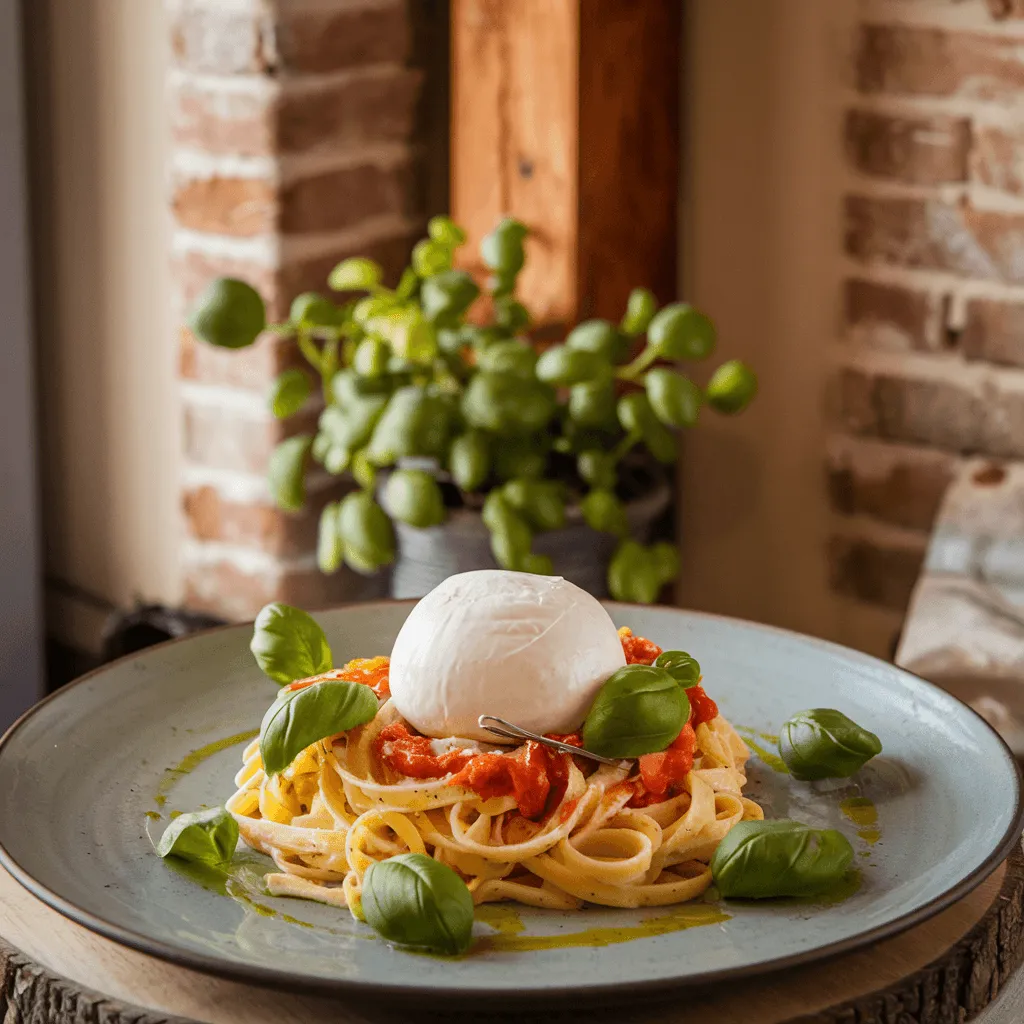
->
xmin=450 ymin=0 xmax=682 ymax=325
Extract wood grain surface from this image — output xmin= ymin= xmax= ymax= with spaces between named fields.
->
xmin=2 ymin=844 xmax=1023 ymax=1024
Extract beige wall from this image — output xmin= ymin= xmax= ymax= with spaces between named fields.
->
xmin=680 ymin=0 xmax=901 ymax=658
xmin=25 ymin=0 xmax=179 ymax=646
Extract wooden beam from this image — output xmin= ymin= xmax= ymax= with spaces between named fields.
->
xmin=450 ymin=0 xmax=681 ymax=326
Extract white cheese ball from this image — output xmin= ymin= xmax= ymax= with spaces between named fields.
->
xmin=388 ymin=570 xmax=626 ymax=743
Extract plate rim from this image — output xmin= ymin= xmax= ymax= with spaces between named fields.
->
xmin=1 ymin=600 xmax=1022 ymax=1003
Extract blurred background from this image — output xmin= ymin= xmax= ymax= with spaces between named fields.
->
xmin=4 ymin=0 xmax=1017 ymax=729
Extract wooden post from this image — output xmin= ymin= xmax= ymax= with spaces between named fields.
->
xmin=450 ymin=0 xmax=681 ymax=326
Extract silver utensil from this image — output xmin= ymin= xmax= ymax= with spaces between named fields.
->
xmin=477 ymin=715 xmax=622 ymax=766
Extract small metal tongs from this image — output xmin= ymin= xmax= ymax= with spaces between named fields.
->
xmin=477 ymin=715 xmax=622 ymax=767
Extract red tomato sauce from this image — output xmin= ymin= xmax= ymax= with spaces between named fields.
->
xmin=286 ymin=657 xmax=391 ymax=699
xmin=619 ymin=627 xmax=662 ymax=666
xmin=632 ymin=723 xmax=697 ymax=806
xmin=373 ymin=722 xmax=474 ymax=779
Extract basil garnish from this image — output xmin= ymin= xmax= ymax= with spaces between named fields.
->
xmin=778 ymin=708 xmax=882 ymax=781
xmin=259 ymin=678 xmax=378 ymax=776
xmin=582 ymin=664 xmax=689 ymax=759
xmin=362 ymin=852 xmax=474 ymax=955
xmin=654 ymin=649 xmax=701 ymax=688
xmin=711 ymin=820 xmax=854 ymax=899
xmin=250 ymin=602 xmax=332 ymax=685
xmin=157 ymin=807 xmax=238 ymax=867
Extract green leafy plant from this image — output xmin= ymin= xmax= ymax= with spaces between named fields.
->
xmin=188 ymin=216 xmax=757 ymax=601
xmin=778 ymin=709 xmax=882 ymax=781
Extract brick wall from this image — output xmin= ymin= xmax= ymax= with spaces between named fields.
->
xmin=170 ymin=0 xmax=432 ymax=620
xmin=831 ymin=0 xmax=1024 ymax=615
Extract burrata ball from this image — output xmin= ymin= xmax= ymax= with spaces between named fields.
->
xmin=388 ymin=570 xmax=626 ymax=742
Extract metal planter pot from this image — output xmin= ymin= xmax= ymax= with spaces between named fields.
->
xmin=388 ymin=479 xmax=671 ymax=600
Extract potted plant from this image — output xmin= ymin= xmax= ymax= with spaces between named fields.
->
xmin=188 ymin=217 xmax=756 ymax=602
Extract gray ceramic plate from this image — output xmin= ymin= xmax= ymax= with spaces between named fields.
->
xmin=1 ymin=603 xmax=1021 ymax=1002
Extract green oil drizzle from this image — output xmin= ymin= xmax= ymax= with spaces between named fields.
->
xmin=153 ymin=728 xmax=258 ymax=809
xmin=840 ymin=796 xmax=881 ymax=846
xmin=475 ymin=904 xmax=730 ymax=953
xmin=145 ymin=810 xmax=161 ymax=821
xmin=475 ymin=903 xmax=526 ymax=937
xmin=740 ymin=736 xmax=790 ymax=774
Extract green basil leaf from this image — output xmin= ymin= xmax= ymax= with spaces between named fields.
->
xmin=476 ymin=339 xmax=537 ymax=379
xmin=189 ymin=278 xmax=265 ymax=350
xmin=250 ymin=602 xmax=332 ymax=685
xmin=328 ymin=257 xmax=382 ymax=292
xmin=778 ymin=709 xmax=882 ymax=781
xmin=711 ymin=820 xmax=854 ymax=899
xmin=268 ymin=434 xmax=313 ymax=512
xmin=620 ymin=287 xmax=657 ymax=337
xmin=260 ymin=678 xmax=378 ymax=776
xmin=581 ymin=489 xmax=628 ymax=537
xmin=337 ymin=491 xmax=396 ymax=571
xmin=566 ymin=319 xmax=631 ymax=363
xmin=384 ymin=469 xmax=447 ymax=528
xmin=269 ymin=369 xmax=311 ymax=419
xmin=582 ymin=665 xmax=689 ymax=759
xmin=706 ymin=359 xmax=758 ymax=414
xmin=365 ymin=386 xmax=453 ymax=467
xmin=502 ymin=479 xmax=565 ymax=532
xmin=317 ymin=502 xmax=344 ymax=574
xmin=655 ymin=650 xmax=701 ymax=688
xmin=448 ymin=431 xmax=491 ymax=491
xmin=460 ymin=373 xmax=556 ymax=436
xmin=157 ymin=807 xmax=238 ymax=866
xmin=362 ymin=852 xmax=474 ymax=955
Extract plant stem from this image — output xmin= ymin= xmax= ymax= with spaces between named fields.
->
xmin=617 ymin=345 xmax=659 ymax=382
xmin=611 ymin=431 xmax=641 ymax=463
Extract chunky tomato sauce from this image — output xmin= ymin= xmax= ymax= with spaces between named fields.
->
xmin=286 ymin=657 xmax=391 ymax=699
xmin=371 ymin=629 xmax=720 ymax=817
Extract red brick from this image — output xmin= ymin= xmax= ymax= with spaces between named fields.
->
xmin=170 ymin=1 xmax=270 ymax=74
xmin=827 ymin=533 xmax=927 ymax=611
xmin=826 ymin=440 xmax=958 ymax=530
xmin=183 ymin=558 xmax=388 ymax=622
xmin=979 ymin=375 xmax=1024 ymax=457
xmin=845 ymin=110 xmax=969 ymax=185
xmin=845 ymin=195 xmax=1024 ymax=283
xmin=278 ymin=70 xmax=421 ymax=153
xmin=970 ymin=124 xmax=1024 ymax=195
xmin=169 ymin=70 xmax=422 ymax=158
xmin=281 ymin=159 xmax=420 ymax=234
xmin=844 ymin=278 xmax=946 ymax=351
xmin=180 ymin=328 xmax=309 ymax=391
xmin=856 ymin=24 xmax=1024 ymax=101
xmin=169 ymin=79 xmax=275 ymax=157
xmin=182 ymin=400 xmax=320 ymax=474
xmin=172 ymin=176 xmax=277 ymax=237
xmin=183 ymin=480 xmax=350 ymax=558
xmin=987 ymin=0 xmax=1024 ymax=18
xmin=275 ymin=2 xmax=410 ymax=74
xmin=172 ymin=252 xmax=284 ymax=321
xmin=837 ymin=364 xmax=988 ymax=452
xmin=962 ymin=298 xmax=1024 ymax=367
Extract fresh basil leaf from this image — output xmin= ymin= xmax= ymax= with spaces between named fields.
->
xmin=362 ymin=852 xmax=474 ymax=955
xmin=269 ymin=368 xmax=311 ymax=419
xmin=268 ymin=434 xmax=312 ymax=512
xmin=250 ymin=602 xmax=332 ymax=685
xmin=259 ymin=678 xmax=378 ymax=775
xmin=582 ymin=665 xmax=689 ymax=759
xmin=778 ymin=709 xmax=882 ymax=781
xmin=157 ymin=807 xmax=238 ymax=866
xmin=711 ymin=820 xmax=854 ymax=899
xmin=654 ymin=650 xmax=701 ymax=688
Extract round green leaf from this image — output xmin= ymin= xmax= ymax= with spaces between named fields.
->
xmin=412 ymin=238 xmax=453 ymax=277
xmin=493 ymin=437 xmax=548 ymax=481
xmin=577 ymin=450 xmax=618 ymax=490
xmin=250 ymin=602 xmax=332 ymax=685
xmin=337 ymin=491 xmax=395 ymax=570
xmin=650 ymin=541 xmax=680 ymax=586
xmin=581 ymin=489 xmax=628 ymax=537
xmin=648 ymin=303 xmax=716 ymax=361
xmin=362 ymin=852 xmax=474 ymax=955
xmin=384 ymin=469 xmax=447 ymax=528
xmin=521 ymin=552 xmax=554 ymax=575
xmin=568 ymin=379 xmax=617 ymax=428
xmin=428 ymin=216 xmax=467 ymax=247
xmin=535 ymin=345 xmax=610 ymax=386
xmin=608 ymin=540 xmax=662 ymax=603
xmin=706 ymin=360 xmax=758 ymax=414
xmin=189 ymin=278 xmax=265 ymax=350
xmin=290 ymin=292 xmax=342 ymax=328
xmin=655 ymin=649 xmax=701 ymax=688
xmin=268 ymin=434 xmax=312 ymax=511
xmin=420 ymin=270 xmax=480 ymax=326
xmin=645 ymin=368 xmax=702 ymax=428
xmin=477 ymin=339 xmax=537 ymax=379
xmin=620 ymin=287 xmax=657 ymax=337
xmin=157 ymin=807 xmax=238 ymax=866
xmin=617 ymin=393 xmax=676 ymax=464
xmin=582 ymin=664 xmax=689 ymax=759
xmin=481 ymin=217 xmax=528 ymax=275
xmin=269 ymin=369 xmax=312 ymax=419
xmin=566 ymin=320 xmax=630 ymax=363
xmin=502 ymin=479 xmax=565 ymax=532
xmin=461 ymin=373 xmax=556 ymax=435
xmin=353 ymin=338 xmax=390 ymax=378
xmin=448 ymin=431 xmax=491 ymax=491
xmin=317 ymin=502 xmax=344 ymax=574
xmin=328 ymin=257 xmax=382 ymax=292
xmin=366 ymin=387 xmax=453 ymax=466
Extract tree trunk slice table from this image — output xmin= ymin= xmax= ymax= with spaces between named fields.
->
xmin=2 ymin=844 xmax=1023 ymax=1024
